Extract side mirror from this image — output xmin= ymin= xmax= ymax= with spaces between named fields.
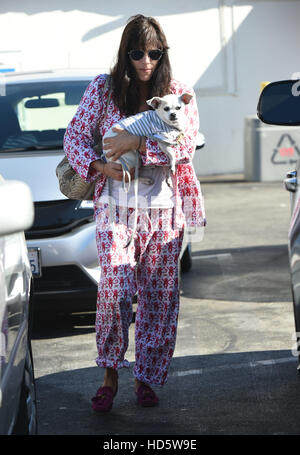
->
xmin=257 ymin=80 xmax=300 ymax=126
xmin=0 ymin=178 xmax=34 ymax=236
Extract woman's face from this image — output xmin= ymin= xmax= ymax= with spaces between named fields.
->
xmin=129 ymin=46 xmax=160 ymax=82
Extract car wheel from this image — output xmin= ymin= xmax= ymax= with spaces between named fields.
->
xmin=180 ymin=244 xmax=193 ymax=273
xmin=13 ymin=341 xmax=37 ymax=435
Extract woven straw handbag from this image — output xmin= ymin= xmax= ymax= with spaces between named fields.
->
xmin=56 ymin=76 xmax=111 ymax=200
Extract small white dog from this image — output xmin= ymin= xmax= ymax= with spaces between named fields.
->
xmin=145 ymin=93 xmax=193 ymax=175
xmin=102 ymin=92 xmax=193 ymax=247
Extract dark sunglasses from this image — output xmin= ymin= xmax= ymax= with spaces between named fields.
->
xmin=128 ymin=49 xmax=164 ymax=61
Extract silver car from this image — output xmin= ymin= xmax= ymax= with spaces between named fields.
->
xmin=0 ymin=176 xmax=37 ymax=434
xmin=257 ymin=79 xmax=300 ymax=373
xmin=0 ymin=70 xmax=194 ymax=306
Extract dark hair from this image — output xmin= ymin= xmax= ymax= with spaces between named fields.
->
xmin=110 ymin=14 xmax=172 ymax=116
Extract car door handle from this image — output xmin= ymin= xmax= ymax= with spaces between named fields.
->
xmin=284 ymin=177 xmax=298 ymax=192
xmin=286 ymin=170 xmax=297 ymax=179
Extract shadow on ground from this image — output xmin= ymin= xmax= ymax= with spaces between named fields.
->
xmin=32 ymin=306 xmax=96 ymax=339
xmin=32 ymin=243 xmax=292 ymax=340
xmin=182 ymin=244 xmax=292 ymax=302
xmin=36 ymin=350 xmax=300 ymax=435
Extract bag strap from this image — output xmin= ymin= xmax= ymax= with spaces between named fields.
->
xmin=93 ymin=75 xmax=112 ymax=149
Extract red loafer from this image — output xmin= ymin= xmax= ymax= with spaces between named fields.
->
xmin=91 ymin=385 xmax=118 ymax=413
xmin=136 ymin=383 xmax=159 ymax=407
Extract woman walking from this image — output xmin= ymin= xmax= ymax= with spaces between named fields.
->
xmin=64 ymin=14 xmax=206 ymax=412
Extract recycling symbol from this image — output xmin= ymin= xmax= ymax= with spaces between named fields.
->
xmin=271 ymin=134 xmax=300 ymax=165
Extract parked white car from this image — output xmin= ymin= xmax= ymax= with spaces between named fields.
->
xmin=0 ymin=70 xmax=195 ymax=305
xmin=0 ymin=176 xmax=37 ymax=434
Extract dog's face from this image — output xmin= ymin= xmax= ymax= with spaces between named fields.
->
xmin=147 ymin=93 xmax=193 ymax=129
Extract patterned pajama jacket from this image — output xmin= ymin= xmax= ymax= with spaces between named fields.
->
xmin=63 ymin=74 xmax=206 ymax=386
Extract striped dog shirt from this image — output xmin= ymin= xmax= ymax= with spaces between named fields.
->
xmin=118 ymin=110 xmax=182 ymax=145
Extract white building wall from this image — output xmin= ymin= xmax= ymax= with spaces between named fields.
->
xmin=0 ymin=0 xmax=299 ymax=176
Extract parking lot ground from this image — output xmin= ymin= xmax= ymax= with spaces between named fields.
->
xmin=32 ymin=178 xmax=300 ymax=435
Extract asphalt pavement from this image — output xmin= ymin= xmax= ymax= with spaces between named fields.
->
xmin=32 ymin=176 xmax=300 ymax=437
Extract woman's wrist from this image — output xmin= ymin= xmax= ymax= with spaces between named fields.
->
xmin=137 ymin=136 xmax=146 ymax=153
xmin=131 ymin=135 xmax=145 ymax=152
xmin=137 ymin=136 xmax=142 ymax=151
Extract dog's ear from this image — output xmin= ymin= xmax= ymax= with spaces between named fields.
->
xmin=181 ymin=93 xmax=193 ymax=105
xmin=147 ymin=97 xmax=162 ymax=109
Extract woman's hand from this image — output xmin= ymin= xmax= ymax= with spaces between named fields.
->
xmin=91 ymin=159 xmax=135 ymax=182
xmin=104 ymin=161 xmax=135 ymax=182
xmin=103 ymin=126 xmax=140 ymax=161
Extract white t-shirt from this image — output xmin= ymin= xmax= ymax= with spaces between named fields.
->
xmin=98 ymin=165 xmax=175 ymax=208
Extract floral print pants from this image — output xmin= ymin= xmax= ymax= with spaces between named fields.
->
xmin=94 ymin=203 xmax=184 ymax=386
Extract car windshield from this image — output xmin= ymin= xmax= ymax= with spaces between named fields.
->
xmin=0 ymin=79 xmax=91 ymax=152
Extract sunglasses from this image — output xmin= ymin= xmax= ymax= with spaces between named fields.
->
xmin=128 ymin=49 xmax=164 ymax=61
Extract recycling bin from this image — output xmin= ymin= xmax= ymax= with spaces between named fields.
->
xmin=244 ymin=115 xmax=300 ymax=181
